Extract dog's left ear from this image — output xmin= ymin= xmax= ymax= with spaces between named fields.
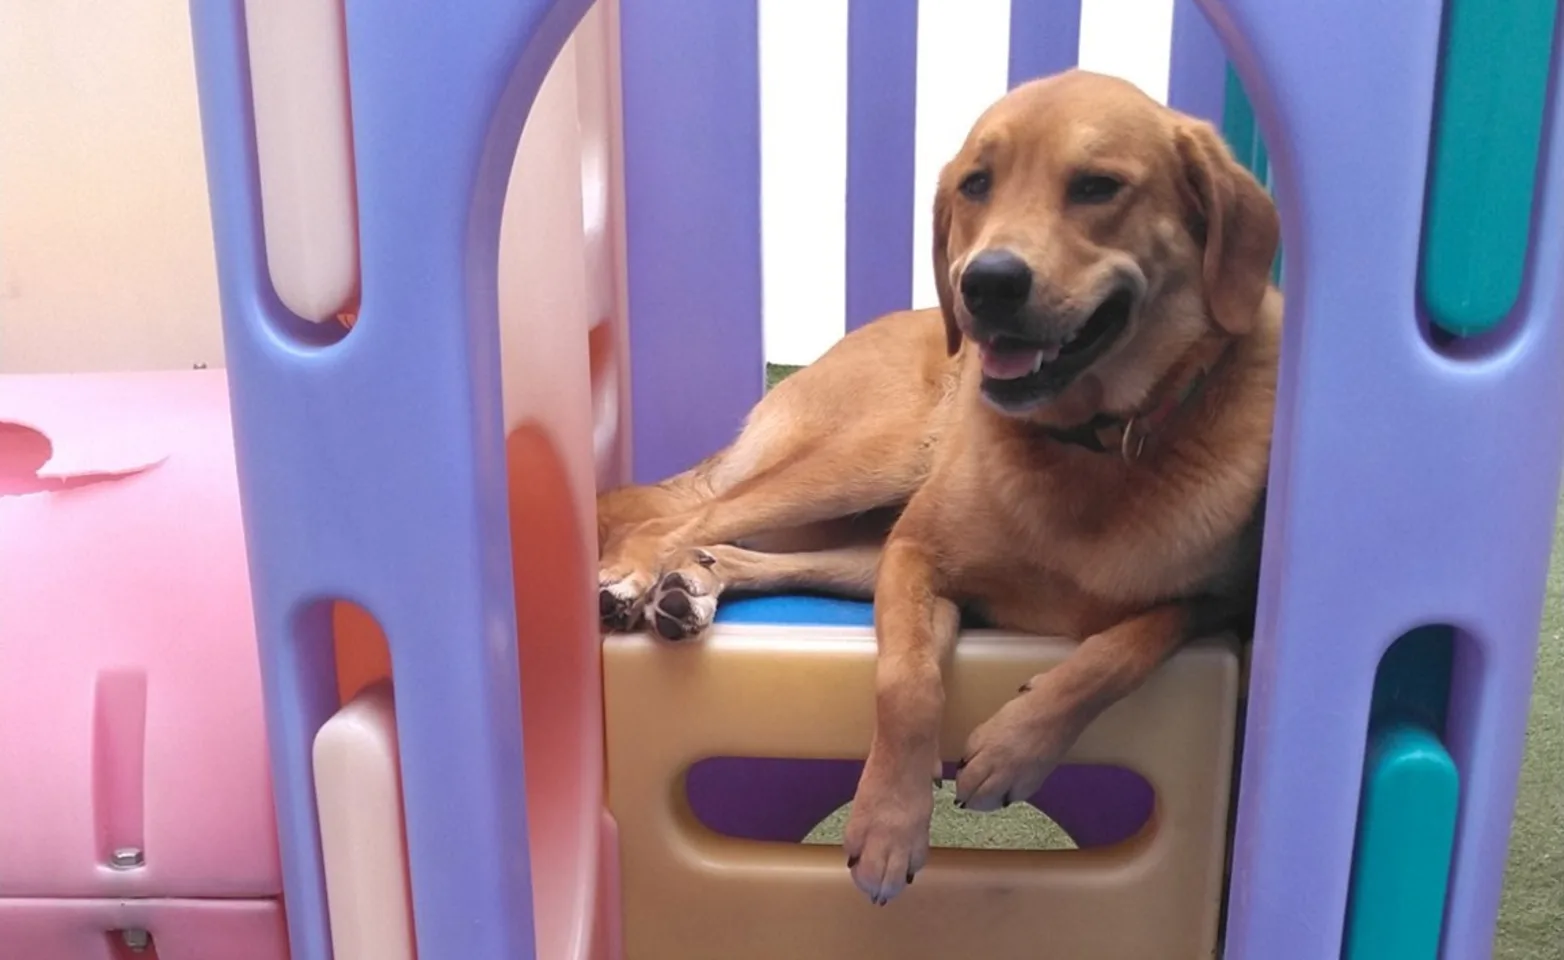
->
xmin=932 ymin=178 xmax=962 ymax=355
xmin=1174 ymin=119 xmax=1280 ymax=336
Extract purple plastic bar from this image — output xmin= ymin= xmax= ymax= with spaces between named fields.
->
xmin=1203 ymin=2 xmax=1564 ymax=958
xmin=1166 ymin=0 xmax=1227 ymax=124
xmin=187 ymin=1 xmax=592 ymax=958
xmin=845 ymin=0 xmax=919 ymax=331
xmin=1007 ymin=0 xmax=1083 ymax=88
xmin=620 ymin=0 xmax=764 ymax=483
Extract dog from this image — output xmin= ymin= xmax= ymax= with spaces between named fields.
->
xmin=596 ymin=69 xmax=1280 ymax=907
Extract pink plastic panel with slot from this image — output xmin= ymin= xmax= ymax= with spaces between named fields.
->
xmin=0 ymin=372 xmax=279 ymax=897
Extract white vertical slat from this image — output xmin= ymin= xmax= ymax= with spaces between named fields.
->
xmin=758 ymin=0 xmax=850 ymax=367
xmin=910 ymin=0 xmax=1011 ymax=311
xmin=1078 ymin=0 xmax=1176 ymax=103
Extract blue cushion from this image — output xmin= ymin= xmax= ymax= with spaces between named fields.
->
xmin=714 ymin=594 xmax=991 ymax=629
xmin=714 ymin=594 xmax=875 ymax=627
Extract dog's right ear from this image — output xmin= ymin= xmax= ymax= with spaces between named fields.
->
xmin=933 ymin=180 xmax=962 ymax=355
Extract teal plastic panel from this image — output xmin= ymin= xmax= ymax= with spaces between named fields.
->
xmin=1420 ymin=0 xmax=1559 ymax=335
xmin=1342 ymin=722 xmax=1460 ymax=960
xmin=1342 ymin=627 xmax=1459 ymax=959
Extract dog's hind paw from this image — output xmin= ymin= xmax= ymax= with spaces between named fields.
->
xmin=597 ymin=569 xmax=653 ymax=633
xmin=645 ymin=559 xmax=720 ymax=641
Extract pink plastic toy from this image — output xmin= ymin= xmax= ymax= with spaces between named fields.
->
xmin=0 ymin=372 xmax=284 ymax=957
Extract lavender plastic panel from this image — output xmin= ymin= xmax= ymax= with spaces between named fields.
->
xmin=1199 ymin=2 xmax=1564 ymax=958
xmin=620 ymin=0 xmax=764 ymax=483
xmin=1166 ymin=0 xmax=1227 ymax=124
xmin=188 ymin=1 xmax=592 ymax=957
xmin=1007 ymin=0 xmax=1082 ymax=88
xmin=845 ymin=0 xmax=918 ymax=330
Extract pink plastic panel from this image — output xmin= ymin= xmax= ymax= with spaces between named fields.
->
xmin=0 ymin=371 xmax=279 ymax=897
xmin=0 ymin=897 xmax=287 ymax=959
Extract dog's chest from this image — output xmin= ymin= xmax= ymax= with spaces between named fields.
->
xmin=958 ymin=452 xmax=1239 ymax=618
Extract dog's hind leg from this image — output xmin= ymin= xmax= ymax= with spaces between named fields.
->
xmin=597 ymin=434 xmax=926 ymax=631
xmin=639 ymin=542 xmax=882 ymax=641
xmin=596 ymin=308 xmax=952 ymax=630
xmin=597 ymin=460 xmax=715 ymax=553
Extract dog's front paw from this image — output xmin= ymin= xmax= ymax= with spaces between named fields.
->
xmin=843 ymin=751 xmax=935 ymax=906
xmin=953 ymin=686 xmax=1075 ymax=812
xmin=645 ymin=557 xmax=720 ymax=641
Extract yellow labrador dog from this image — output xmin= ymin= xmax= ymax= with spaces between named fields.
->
xmin=596 ymin=69 xmax=1279 ymax=906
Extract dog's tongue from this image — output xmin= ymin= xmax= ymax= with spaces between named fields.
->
xmin=980 ymin=342 xmax=1057 ymax=381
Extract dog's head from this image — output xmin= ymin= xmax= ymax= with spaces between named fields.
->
xmin=933 ymin=70 xmax=1279 ymax=418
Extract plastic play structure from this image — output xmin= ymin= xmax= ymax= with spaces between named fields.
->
xmin=2 ymin=0 xmax=1562 ymax=957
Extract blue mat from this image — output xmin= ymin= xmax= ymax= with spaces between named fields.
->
xmin=715 ymin=594 xmax=991 ymax=629
xmin=714 ymin=594 xmax=875 ymax=627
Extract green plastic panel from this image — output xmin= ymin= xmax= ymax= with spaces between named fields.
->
xmin=1420 ymin=0 xmax=1560 ymax=336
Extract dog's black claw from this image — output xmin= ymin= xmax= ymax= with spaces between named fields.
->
xmin=933 ymin=777 xmax=944 ymax=788
xmin=906 ymin=871 xmax=916 ymax=885
xmin=1001 ymin=792 xmax=1013 ymax=808
xmin=954 ymin=799 xmax=966 ymax=810
xmin=1018 ymin=682 xmax=1032 ymax=693
xmin=598 ymin=590 xmax=617 ymax=619
xmin=847 ymin=854 xmax=860 ymax=868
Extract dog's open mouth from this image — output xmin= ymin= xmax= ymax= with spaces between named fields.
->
xmin=977 ymin=288 xmax=1134 ymax=410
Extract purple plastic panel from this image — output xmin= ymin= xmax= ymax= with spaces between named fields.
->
xmin=1166 ymin=0 xmax=1227 ymax=124
xmin=619 ymin=1 xmax=764 ymax=483
xmin=845 ymin=0 xmax=919 ymax=331
xmin=1007 ymin=0 xmax=1083 ymax=88
xmin=187 ymin=1 xmax=592 ymax=958
xmin=1201 ymin=2 xmax=1564 ymax=958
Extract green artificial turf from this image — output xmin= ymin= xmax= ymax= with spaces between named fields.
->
xmin=765 ymin=363 xmax=803 ymax=390
xmin=766 ymin=362 xmax=1562 ymax=956
xmin=1496 ymin=529 xmax=1564 ymax=959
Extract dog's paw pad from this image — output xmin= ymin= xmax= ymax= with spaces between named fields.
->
xmin=646 ymin=571 xmax=717 ymax=641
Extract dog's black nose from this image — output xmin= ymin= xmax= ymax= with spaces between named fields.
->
xmin=961 ymin=250 xmax=1032 ymax=320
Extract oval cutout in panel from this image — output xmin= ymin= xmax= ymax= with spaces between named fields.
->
xmin=243 ymin=0 xmax=362 ymax=325
xmin=685 ymin=757 xmax=1153 ymax=850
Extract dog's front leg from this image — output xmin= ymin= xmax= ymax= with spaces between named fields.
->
xmin=843 ymin=536 xmax=959 ymax=905
xmin=953 ymin=600 xmax=1204 ymax=811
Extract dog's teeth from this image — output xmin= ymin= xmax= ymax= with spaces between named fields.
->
xmin=1029 ymin=352 xmax=1045 ymax=375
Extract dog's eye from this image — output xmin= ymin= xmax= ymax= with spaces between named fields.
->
xmin=958 ymin=171 xmax=991 ymax=200
xmin=1067 ymin=173 xmax=1123 ymax=205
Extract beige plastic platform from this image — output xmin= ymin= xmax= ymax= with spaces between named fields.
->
xmin=605 ymin=624 xmax=1240 ymax=960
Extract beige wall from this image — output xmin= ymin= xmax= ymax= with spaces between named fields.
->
xmin=0 ymin=1 xmax=224 ymax=371
xmin=0 ymin=1 xmax=625 ymax=429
